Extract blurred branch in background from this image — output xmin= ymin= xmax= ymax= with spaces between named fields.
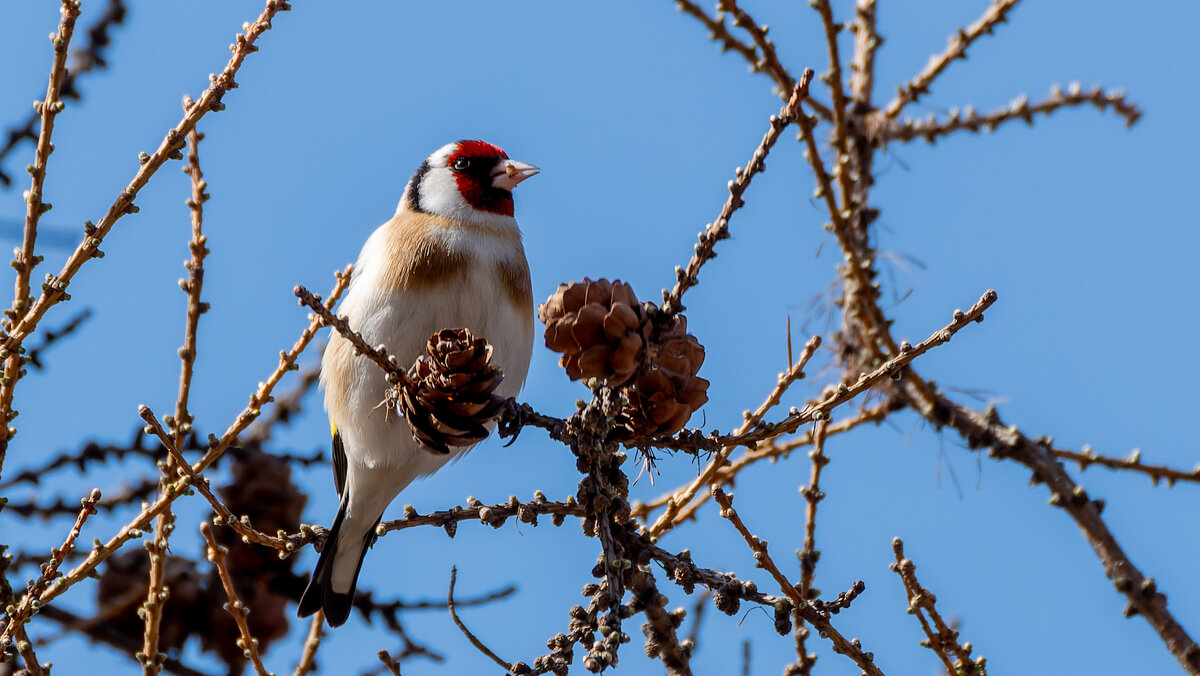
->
xmin=0 ymin=0 xmax=127 ymax=187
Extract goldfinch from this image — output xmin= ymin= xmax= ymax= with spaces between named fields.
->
xmin=298 ymin=140 xmax=538 ymax=627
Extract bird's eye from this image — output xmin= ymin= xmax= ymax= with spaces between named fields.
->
xmin=452 ymin=157 xmax=471 ymax=172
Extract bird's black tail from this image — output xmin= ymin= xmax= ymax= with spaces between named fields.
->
xmin=297 ymin=496 xmax=372 ymax=627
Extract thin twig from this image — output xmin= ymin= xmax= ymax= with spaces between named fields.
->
xmin=294 ymin=284 xmax=407 ymax=385
xmin=13 ymin=624 xmax=46 ymax=676
xmin=879 ymin=83 xmax=1143 ymax=144
xmin=143 ymin=98 xmax=212 ymax=676
xmin=789 ymin=616 xmax=817 ymax=676
xmin=0 ymin=0 xmax=127 ymax=187
xmin=290 ymin=613 xmax=324 ymax=676
xmin=0 ymin=0 xmax=83 ymax=481
xmin=899 ymin=386 xmax=1200 ymax=673
xmin=376 ymin=650 xmax=402 ymax=676
xmin=646 ymin=534 xmax=882 ymax=675
xmin=172 ymin=100 xmax=210 ymax=449
xmin=12 ymin=0 xmax=81 ymax=314
xmin=200 ymin=523 xmax=269 ymax=676
xmin=675 ymin=0 xmax=834 ymax=121
xmin=632 ymin=401 xmax=891 ymax=522
xmin=807 ymin=0 xmax=855 ymax=207
xmin=881 ymin=0 xmax=1023 ymax=119
xmin=25 ymin=307 xmax=91 ymax=370
xmin=1050 ymin=446 xmax=1200 ymax=487
xmin=649 ymin=291 xmax=993 ymax=539
xmin=711 ymin=488 xmax=802 ymax=606
xmin=27 ymin=267 xmax=349 ymax=613
xmin=0 ymin=0 xmax=291 ymax=360
xmin=447 ymin=566 xmax=513 ymax=672
xmin=291 ymin=493 xmax=585 ymax=550
xmin=891 ymin=538 xmax=985 ymax=674
xmin=797 ymin=421 xmax=828 ymax=599
xmin=664 ymin=70 xmax=813 ymax=314
xmin=674 ymin=0 xmax=758 ymax=69
xmin=737 ymin=336 xmax=822 ymax=436
xmin=139 ymin=405 xmax=290 ymax=552
xmin=244 ymin=366 xmax=320 ymax=445
xmin=848 ymin=0 xmax=880 ymax=106
xmin=719 ymin=1 xmax=792 ymax=99
xmin=0 ymin=488 xmax=100 ymax=643
xmin=37 ymin=604 xmax=215 ymax=676
xmin=140 ymin=506 xmax=175 ymax=674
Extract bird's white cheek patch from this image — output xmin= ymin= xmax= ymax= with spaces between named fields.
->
xmin=418 ymin=168 xmax=474 ymax=220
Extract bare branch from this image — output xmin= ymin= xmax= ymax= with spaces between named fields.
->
xmin=27 ymin=266 xmax=349 ymax=611
xmin=891 ymin=538 xmax=986 ymax=674
xmin=0 ymin=0 xmax=83 ymax=483
xmin=0 ymin=0 xmax=292 ymax=362
xmin=290 ymin=613 xmax=324 ymax=676
xmin=139 ymin=405 xmax=291 ymax=552
xmin=447 ymin=567 xmax=519 ymax=673
xmin=25 ymin=308 xmax=91 ymax=370
xmin=0 ymin=488 xmax=100 ymax=645
xmin=294 ymin=284 xmax=407 ymax=385
xmin=200 ymin=523 xmax=270 ymax=676
xmin=1050 ymin=446 xmax=1200 ymax=487
xmin=848 ymin=0 xmax=880 ymax=106
xmin=648 ymin=290 xmax=995 ymax=539
xmin=898 ymin=385 xmax=1200 ymax=673
xmin=879 ymin=83 xmax=1142 ymax=144
xmin=375 ymin=650 xmax=402 ymax=676
xmin=798 ymin=421 xmax=829 ymax=599
xmin=664 ymin=70 xmax=813 ymax=314
xmin=882 ymin=0 xmax=1023 ymax=119
xmin=0 ymin=0 xmax=127 ymax=187
xmin=674 ymin=0 xmax=834 ymax=121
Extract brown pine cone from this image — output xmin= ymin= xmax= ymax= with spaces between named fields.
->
xmin=625 ymin=316 xmax=710 ymax=439
xmin=397 ymin=328 xmax=507 ymax=454
xmin=538 ymin=278 xmax=649 ymax=387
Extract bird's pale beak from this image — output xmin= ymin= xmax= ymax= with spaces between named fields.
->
xmin=491 ymin=160 xmax=539 ymax=191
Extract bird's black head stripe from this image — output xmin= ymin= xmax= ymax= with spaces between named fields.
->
xmin=404 ymin=159 xmax=431 ymax=213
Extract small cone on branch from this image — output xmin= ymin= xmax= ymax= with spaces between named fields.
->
xmin=626 ymin=315 xmax=709 ymax=438
xmin=539 ymin=278 xmax=710 ymax=439
xmin=538 ymin=278 xmax=650 ymax=387
xmin=396 ymin=328 xmax=507 ymax=454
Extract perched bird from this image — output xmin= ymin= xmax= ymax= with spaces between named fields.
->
xmin=298 ymin=140 xmax=538 ymax=626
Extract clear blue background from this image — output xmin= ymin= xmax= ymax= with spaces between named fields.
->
xmin=2 ymin=1 xmax=1198 ymax=674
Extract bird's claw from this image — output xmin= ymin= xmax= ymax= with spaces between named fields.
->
xmin=498 ymin=398 xmax=526 ymax=447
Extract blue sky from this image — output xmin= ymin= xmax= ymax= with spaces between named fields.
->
xmin=2 ymin=1 xmax=1199 ymax=674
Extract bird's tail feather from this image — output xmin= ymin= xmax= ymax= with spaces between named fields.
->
xmin=297 ymin=496 xmax=375 ymax=627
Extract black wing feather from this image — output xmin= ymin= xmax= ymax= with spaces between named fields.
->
xmin=332 ymin=430 xmax=347 ymax=497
